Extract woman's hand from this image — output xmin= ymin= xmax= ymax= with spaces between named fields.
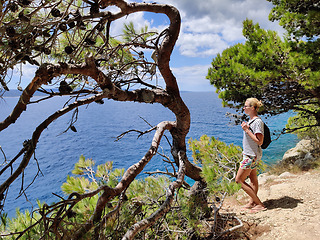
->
xmin=242 ymin=121 xmax=264 ymax=146
xmin=241 ymin=122 xmax=249 ymax=132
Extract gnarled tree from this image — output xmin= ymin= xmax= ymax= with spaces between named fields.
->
xmin=0 ymin=0 xmax=206 ymax=239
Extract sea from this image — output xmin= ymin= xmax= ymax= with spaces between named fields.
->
xmin=0 ymin=91 xmax=298 ymax=218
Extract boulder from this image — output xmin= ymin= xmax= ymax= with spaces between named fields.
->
xmin=281 ymin=139 xmax=317 ymax=170
xmin=281 ymin=140 xmax=312 ymax=164
xmin=295 ymin=152 xmax=316 ymax=170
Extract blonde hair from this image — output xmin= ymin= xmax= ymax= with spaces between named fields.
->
xmin=246 ymin=98 xmax=263 ymax=110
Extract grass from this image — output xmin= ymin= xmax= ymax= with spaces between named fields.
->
xmin=266 ymin=156 xmax=320 ymax=176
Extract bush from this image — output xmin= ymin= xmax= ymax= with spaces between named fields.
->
xmin=1 ymin=136 xmax=257 ymax=239
xmin=188 ymin=135 xmax=242 ymax=195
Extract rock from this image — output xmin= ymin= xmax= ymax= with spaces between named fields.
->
xmin=297 ymin=139 xmax=314 ymax=151
xmin=278 ymin=172 xmax=295 ymax=178
xmin=258 ymin=173 xmax=276 ymax=185
xmin=281 ymin=139 xmax=314 ymax=165
xmin=294 ymin=152 xmax=316 ymax=170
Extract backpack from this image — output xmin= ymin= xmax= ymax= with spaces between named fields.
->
xmin=249 ymin=118 xmax=271 ymax=149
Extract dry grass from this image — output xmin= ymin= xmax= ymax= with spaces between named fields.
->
xmin=266 ymin=156 xmax=320 ymax=176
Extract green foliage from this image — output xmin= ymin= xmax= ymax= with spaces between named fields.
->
xmin=207 ymin=19 xmax=293 ymax=110
xmin=287 ymin=105 xmax=320 ymax=141
xmin=189 ymin=135 xmax=242 ymax=194
xmin=1 ymin=202 xmax=48 ymax=240
xmin=268 ymin=0 xmax=320 ymax=38
xmin=1 ymin=147 xmax=253 ymax=239
xmin=2 ymin=156 xmax=210 ymax=239
xmin=122 ymin=21 xmax=156 ymax=43
xmin=62 ymin=155 xmax=124 ymax=195
xmin=207 ymin=18 xmax=320 ymax=134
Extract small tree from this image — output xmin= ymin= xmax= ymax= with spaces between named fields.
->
xmin=267 ymin=0 xmax=320 ymax=137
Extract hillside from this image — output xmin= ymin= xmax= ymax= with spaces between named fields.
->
xmin=223 ymin=169 xmax=320 ymax=239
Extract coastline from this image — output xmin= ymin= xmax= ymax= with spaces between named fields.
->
xmin=222 ymin=168 xmax=320 ymax=239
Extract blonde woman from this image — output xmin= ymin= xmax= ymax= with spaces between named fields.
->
xmin=235 ymin=98 xmax=267 ymax=213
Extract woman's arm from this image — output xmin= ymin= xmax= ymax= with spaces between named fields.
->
xmin=242 ymin=122 xmax=264 ymax=146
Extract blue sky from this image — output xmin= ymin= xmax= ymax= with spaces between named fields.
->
xmin=7 ymin=0 xmax=284 ymax=92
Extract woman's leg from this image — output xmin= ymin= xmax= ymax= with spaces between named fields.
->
xmin=248 ymin=168 xmax=259 ymax=206
xmin=235 ymin=167 xmax=264 ymax=207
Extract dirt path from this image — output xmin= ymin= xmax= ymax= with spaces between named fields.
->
xmin=223 ymin=169 xmax=320 ymax=239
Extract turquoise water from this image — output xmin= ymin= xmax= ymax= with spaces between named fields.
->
xmin=0 ymin=91 xmax=298 ymax=216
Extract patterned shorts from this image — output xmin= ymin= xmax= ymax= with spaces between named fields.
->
xmin=240 ymin=154 xmax=258 ymax=170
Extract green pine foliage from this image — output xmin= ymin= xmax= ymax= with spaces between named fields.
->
xmin=1 ymin=138 xmax=258 ymax=239
xmin=287 ymin=105 xmax=320 ymax=142
xmin=1 ymin=155 xmax=207 ymax=239
xmin=122 ymin=21 xmax=156 ymax=43
xmin=268 ymin=0 xmax=320 ymax=38
xmin=188 ymin=135 xmax=242 ymax=194
xmin=207 ymin=19 xmax=293 ymax=110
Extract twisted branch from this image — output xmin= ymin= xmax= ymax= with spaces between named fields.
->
xmin=122 ymin=151 xmax=186 ymax=240
xmin=72 ymin=120 xmax=176 ymax=239
xmin=0 ymin=93 xmax=105 ymax=198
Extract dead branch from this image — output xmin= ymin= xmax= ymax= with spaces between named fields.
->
xmin=115 ymin=126 xmax=157 ymax=141
xmin=122 ymin=151 xmax=186 ymax=240
xmin=0 ymin=146 xmax=6 ymax=165
xmin=0 ymin=93 xmax=105 ymax=200
xmin=0 ymin=68 xmax=54 ymax=131
xmin=72 ymin=120 xmax=176 ymax=239
xmin=0 ymin=1 xmax=207 ymax=239
xmin=212 ymin=192 xmax=228 ymax=236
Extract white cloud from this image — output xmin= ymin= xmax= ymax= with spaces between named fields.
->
xmin=177 ymin=32 xmax=229 ymax=57
xmin=6 ymin=64 xmax=38 ymax=89
xmin=171 ymin=64 xmax=212 ymax=91
xmin=145 ymin=0 xmax=284 ymax=57
xmin=111 ymin=1 xmax=286 ymax=91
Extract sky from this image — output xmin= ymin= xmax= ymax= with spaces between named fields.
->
xmin=7 ymin=0 xmax=285 ymax=92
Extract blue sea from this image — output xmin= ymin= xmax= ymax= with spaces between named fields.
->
xmin=0 ymin=91 xmax=298 ymax=217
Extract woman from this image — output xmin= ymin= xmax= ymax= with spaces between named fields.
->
xmin=235 ymin=98 xmax=267 ymax=213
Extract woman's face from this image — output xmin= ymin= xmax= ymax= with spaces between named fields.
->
xmin=243 ymin=101 xmax=254 ymax=114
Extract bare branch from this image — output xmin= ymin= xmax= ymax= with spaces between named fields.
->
xmin=72 ymin=120 xmax=176 ymax=239
xmin=122 ymin=150 xmax=186 ymax=239
xmin=0 ymin=93 xmax=105 ymax=200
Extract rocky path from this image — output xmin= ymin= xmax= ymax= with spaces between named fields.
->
xmin=223 ymin=169 xmax=320 ymax=239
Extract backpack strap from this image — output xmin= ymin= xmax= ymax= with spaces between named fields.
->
xmin=248 ymin=118 xmax=258 ymax=133
xmin=248 ymin=118 xmax=263 ymax=149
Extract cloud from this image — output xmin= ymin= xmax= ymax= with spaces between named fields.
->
xmin=109 ymin=11 xmax=152 ymax=38
xmin=112 ymin=1 xmax=287 ymax=91
xmin=6 ymin=64 xmax=38 ymax=89
xmin=171 ymin=64 xmax=213 ymax=91
xmin=145 ymin=0 xmax=284 ymax=57
xmin=5 ymin=1 xmax=285 ymax=91
xmin=177 ymin=32 xmax=229 ymax=57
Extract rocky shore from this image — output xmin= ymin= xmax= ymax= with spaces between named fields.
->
xmin=222 ymin=140 xmax=320 ymax=239
xmin=224 ymin=169 xmax=320 ymax=239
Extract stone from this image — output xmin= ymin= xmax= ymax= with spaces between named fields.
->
xmin=294 ymin=152 xmax=316 ymax=170
xmin=278 ymin=172 xmax=295 ymax=178
xmin=281 ymin=139 xmax=314 ymax=165
xmin=258 ymin=173 xmax=276 ymax=184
